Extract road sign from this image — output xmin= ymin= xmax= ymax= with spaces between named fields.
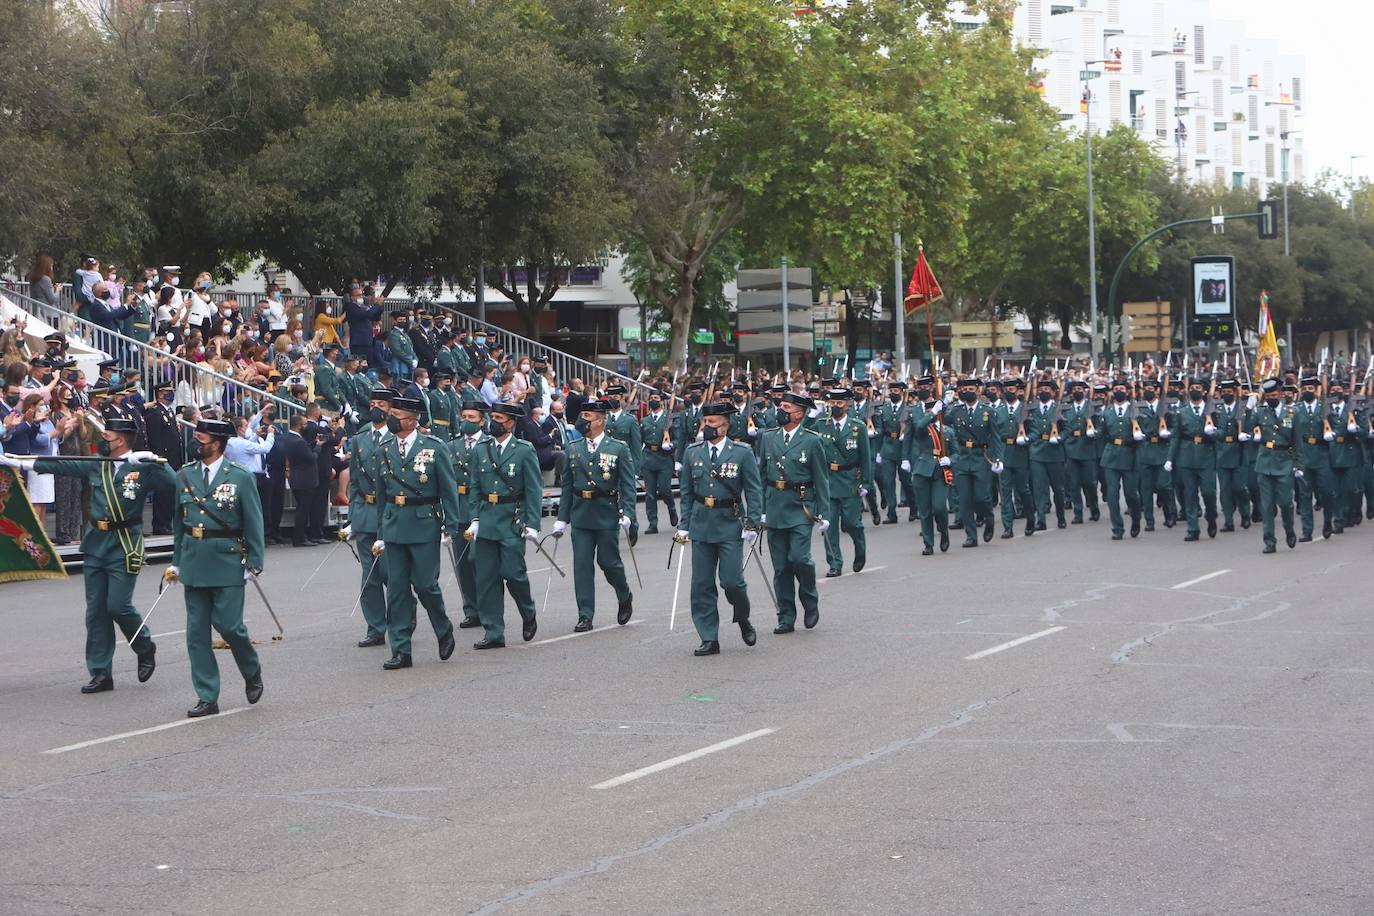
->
xmin=1079 ymin=69 xmax=1101 ymax=80
xmin=692 ymin=330 xmax=714 ymax=345
xmin=1121 ymin=300 xmax=1172 ymax=352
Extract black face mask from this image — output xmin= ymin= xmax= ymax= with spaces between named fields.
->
xmin=488 ymin=419 xmax=507 ymax=437
xmin=1301 ymin=391 xmax=1316 ymax=403
xmin=1222 ymin=394 xmax=1236 ymax=405
xmin=1112 ymin=391 xmax=1129 ymax=402
xmin=889 ymin=393 xmax=902 ymax=403
xmin=1189 ymin=390 xmax=1204 ymax=402
xmin=607 ymin=398 xmax=621 ymax=410
xmin=959 ymin=391 xmax=977 ymax=403
xmin=369 ymin=406 xmax=387 ymax=424
xmin=385 ymin=416 xmax=402 ymax=434
xmin=648 ymin=400 xmax=662 ymax=412
xmin=574 ymin=417 xmax=591 ymax=435
xmin=96 ymin=439 xmax=112 ymax=457
xmin=1264 ymin=398 xmax=1281 ymax=409
xmin=1038 ymin=392 xmax=1053 ymax=403
xmin=915 ymin=388 xmax=931 ymax=401
xmin=689 ymin=395 xmax=702 ymax=406
xmin=1072 ymin=392 xmax=1085 ymax=402
xmin=701 ymin=424 xmax=722 ymax=442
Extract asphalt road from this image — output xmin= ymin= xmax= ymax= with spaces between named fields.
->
xmin=2 ymin=508 xmax=1371 ymax=915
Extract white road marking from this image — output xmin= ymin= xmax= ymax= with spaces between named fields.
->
xmin=43 ymin=707 xmax=251 ymax=755
xmin=532 ymin=620 xmax=643 ymax=645
xmin=1170 ymin=569 xmax=1232 ymax=590
xmin=591 ymin=728 xmax=777 ymax=790
xmin=151 ymin=629 xmax=185 ymax=638
xmin=957 ymin=619 xmax=973 ymax=625
xmin=818 ymin=565 xmax=886 ymax=583
xmin=964 ymin=626 xmax=1065 ymax=661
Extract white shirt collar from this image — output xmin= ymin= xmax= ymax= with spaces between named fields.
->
xmin=200 ymin=455 xmax=224 ymax=481
xmin=399 ymin=430 xmax=418 ymax=452
xmin=588 ymin=433 xmax=605 ymax=449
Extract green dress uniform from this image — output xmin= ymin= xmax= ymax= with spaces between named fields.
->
xmin=604 ymin=408 xmax=642 ymax=535
xmin=1024 ymin=399 xmax=1068 ymax=528
xmin=173 ymin=458 xmax=266 ymax=705
xmin=314 ymin=358 xmax=344 ymax=412
xmin=1134 ymin=399 xmax=1173 ymax=529
xmin=376 ymin=432 xmax=463 ymax=657
xmin=993 ymin=398 xmax=1033 ymax=536
xmin=1326 ymin=402 xmax=1364 ymax=529
xmin=1211 ymin=398 xmax=1250 ymax=528
xmin=1167 ymin=400 xmax=1219 ymax=538
xmin=347 ymin=424 xmax=392 ymax=641
xmin=673 ymin=403 xmax=704 ymax=463
xmin=677 ymin=437 xmax=762 ymax=642
xmin=1061 ymin=396 xmax=1100 ymax=522
xmin=638 ymin=410 xmax=678 ymax=530
xmin=119 ymin=300 xmax=153 ymax=344
xmin=945 ymin=397 xmax=1002 ymax=544
xmin=557 ymin=434 xmax=635 ymax=625
xmin=34 ymin=456 xmax=176 ymax=681
xmin=811 ymin=412 xmax=873 ymax=574
xmin=873 ymin=398 xmax=905 ymax=524
xmin=468 ymin=434 xmax=543 ymax=642
xmin=447 ymin=428 xmax=488 ymax=625
xmin=428 ymin=383 xmax=456 ymax=441
xmin=901 ymin=402 xmax=952 ymax=551
xmin=387 ymin=325 xmax=417 ymax=380
xmin=758 ymin=424 xmax=831 ymax=628
xmin=1290 ymin=399 xmax=1338 ymax=538
xmin=1251 ymin=402 xmax=1298 ymax=550
xmin=1097 ymin=401 xmax=1141 ymax=538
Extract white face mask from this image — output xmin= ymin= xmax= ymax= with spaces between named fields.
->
xmin=293 ymin=330 xmax=304 ymax=339
xmin=221 ymin=323 xmax=232 ymax=334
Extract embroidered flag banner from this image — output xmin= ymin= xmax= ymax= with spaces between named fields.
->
xmin=0 ymin=467 xmax=67 ymax=583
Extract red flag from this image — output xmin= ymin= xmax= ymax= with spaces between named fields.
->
xmin=903 ymin=247 xmax=944 ymax=317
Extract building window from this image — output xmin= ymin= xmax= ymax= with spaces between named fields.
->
xmin=1193 ymin=25 xmax=1206 ymax=65
xmin=1265 ymin=143 xmax=1275 ymax=179
xmin=1027 ymin=0 xmax=1043 ymax=43
xmin=1291 ymin=77 xmax=1303 ymax=111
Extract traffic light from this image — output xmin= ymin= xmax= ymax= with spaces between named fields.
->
xmin=1258 ymin=199 xmax=1278 ymax=239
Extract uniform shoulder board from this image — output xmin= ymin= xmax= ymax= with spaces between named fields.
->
xmin=180 ymin=460 xmax=198 ymax=470
xmin=226 ymin=460 xmax=250 ymax=474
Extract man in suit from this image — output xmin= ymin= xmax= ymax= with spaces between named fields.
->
xmin=342 ymin=387 xmax=394 ymax=647
xmin=553 ymin=400 xmax=636 ymax=633
xmin=279 ymin=415 xmax=320 ymax=547
xmin=165 ymin=418 xmax=266 ymax=718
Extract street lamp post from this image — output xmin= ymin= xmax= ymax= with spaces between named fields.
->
xmin=1081 ymin=63 xmax=1105 ymax=361
xmin=1279 ymin=131 xmax=1298 ymax=257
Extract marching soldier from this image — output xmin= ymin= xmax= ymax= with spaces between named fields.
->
xmin=849 ymin=379 xmax=883 ymax=525
xmin=673 ymin=382 xmax=706 ymax=472
xmin=342 ymin=387 xmax=394 ymax=648
xmin=725 ymin=383 xmax=752 ymax=442
xmin=1135 ymin=377 xmax=1175 ymax=531
xmin=1325 ymin=377 xmax=1364 ymax=531
xmin=602 ymin=385 xmax=642 ymax=543
xmin=1212 ymin=380 xmax=1250 ymax=531
xmin=449 ymin=400 xmax=490 ymax=630
xmin=1251 ymin=378 xmax=1299 ymax=553
xmin=946 ymin=378 xmax=1001 ymax=547
xmin=428 ymin=369 xmax=457 ymax=441
xmin=553 ymin=399 xmax=635 ymax=633
xmin=638 ymin=391 xmax=679 ymax=534
xmin=812 ymin=389 xmax=872 ymax=576
xmin=3 ymin=419 xmax=174 ymax=694
xmin=757 ymin=391 xmax=830 ymax=633
xmin=465 ymin=403 xmax=543 ymax=648
xmin=166 ymin=418 xmax=265 ymax=718
xmin=1291 ymin=374 xmax=1337 ymax=540
xmin=1025 ymin=379 xmax=1068 ymax=530
xmin=144 ymin=382 xmax=183 ymax=534
xmin=872 ymin=381 xmax=906 ymax=525
xmin=1062 ymin=379 xmax=1100 ymax=524
xmin=373 ymin=396 xmax=463 ymax=669
xmin=1099 ymin=378 xmax=1143 ymax=539
xmin=674 ymin=402 xmax=763 ymax=656
xmin=994 ymin=378 xmax=1033 ymax=539
xmin=1166 ymin=376 xmax=1219 ymax=541
xmin=900 ymin=376 xmax=952 ymax=554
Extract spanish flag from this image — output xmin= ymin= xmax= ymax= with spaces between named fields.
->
xmin=1255 ymin=290 xmax=1280 ymax=380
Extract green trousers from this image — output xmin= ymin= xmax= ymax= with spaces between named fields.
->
xmin=999 ymin=465 xmax=1031 ymax=532
xmin=642 ymin=463 xmax=676 ymax=528
xmin=767 ymin=525 xmax=818 ymax=626
xmin=1175 ymin=466 xmax=1218 ymax=536
xmin=1031 ymin=460 xmax=1068 ymax=524
xmin=689 ymin=538 xmax=750 ymax=642
xmin=185 ymin=584 xmax=259 ymax=704
xmin=1065 ymin=457 xmax=1099 ymax=519
xmin=1258 ymin=472 xmax=1296 ymax=548
xmin=572 ymin=525 xmax=631 ymax=622
xmin=84 ymin=564 xmax=153 ymax=676
xmin=1103 ymin=467 xmax=1140 ymax=536
xmin=876 ymin=455 xmax=899 ymax=521
xmin=1137 ymin=463 xmax=1171 ymax=525
xmin=456 ymin=539 xmax=478 ymax=622
xmin=383 ymin=540 xmax=453 ymax=656
xmin=1330 ymin=465 xmax=1361 ymax=527
xmin=953 ymin=467 xmax=992 ymax=539
xmin=1296 ymin=465 xmax=1337 ymax=537
xmin=1216 ymin=466 xmax=1249 ymax=525
xmin=822 ymin=494 xmax=866 ymax=571
xmin=474 ymin=538 xmax=535 ymax=642
xmin=912 ymin=472 xmax=950 ymax=548
xmin=356 ymin=531 xmax=389 ymax=639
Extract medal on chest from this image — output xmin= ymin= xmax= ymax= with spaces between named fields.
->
xmin=120 ymin=471 xmax=140 ymax=501
xmin=413 ymin=448 xmax=434 ymax=483
xmin=212 ymin=482 xmax=238 ymax=509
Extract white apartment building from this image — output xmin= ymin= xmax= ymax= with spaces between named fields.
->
xmin=998 ymin=0 xmax=1306 ymax=194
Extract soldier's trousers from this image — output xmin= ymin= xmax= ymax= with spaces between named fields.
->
xmin=1246 ymin=462 xmax=1264 ymax=521
xmin=572 ymin=525 xmax=631 ymax=622
xmin=151 ymin=486 xmax=175 ymax=533
xmin=384 ymin=540 xmax=453 ymax=655
xmin=184 ymin=584 xmax=259 ymax=704
xmin=1363 ymin=462 xmax=1374 ymax=519
xmin=356 ymin=531 xmax=389 ymax=639
xmin=1259 ymin=472 xmax=1296 ymax=548
xmin=84 ymin=564 xmax=153 ymax=676
xmin=1137 ymin=464 xmax=1171 ymax=525
xmin=1175 ymin=465 xmax=1218 ymax=536
xmin=689 ymin=537 xmax=749 ymax=642
xmin=899 ymin=466 xmax=917 ymax=514
xmin=1216 ymin=465 xmax=1248 ymax=525
xmin=474 ymin=538 xmax=535 ymax=642
xmin=953 ymin=467 xmax=992 ymax=539
xmin=1031 ymin=460 xmax=1068 ymax=524
xmin=876 ymin=455 xmax=899 ymax=520
xmin=1065 ymin=456 xmax=1099 ymax=519
xmin=1296 ymin=465 xmax=1338 ymax=536
xmin=1103 ymin=467 xmax=1140 ymax=536
xmin=822 ymin=494 xmax=866 ymax=571
xmin=999 ymin=465 xmax=1032 ymax=533
xmin=912 ymin=472 xmax=950 ymax=548
xmin=641 ymin=462 xmax=676 ymax=528
xmin=456 ymin=538 xmax=478 ymax=621
xmin=55 ymin=474 xmax=84 ymax=543
xmin=1330 ymin=466 xmax=1361 ymax=527
xmin=767 ymin=525 xmax=818 ymax=627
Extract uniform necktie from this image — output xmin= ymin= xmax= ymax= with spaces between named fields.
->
xmin=589 ymin=438 xmax=598 ymax=453
xmin=202 ymin=464 xmax=211 ymax=488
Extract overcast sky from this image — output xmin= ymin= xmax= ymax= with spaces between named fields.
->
xmin=1208 ymin=0 xmax=1374 ymax=184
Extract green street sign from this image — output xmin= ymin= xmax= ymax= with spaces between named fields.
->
xmin=692 ymin=330 xmax=715 ymax=345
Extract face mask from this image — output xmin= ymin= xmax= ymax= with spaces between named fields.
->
xmin=459 ymin=419 xmax=482 ymax=436
xmin=889 ymin=393 xmax=902 ymax=403
xmin=487 ymin=419 xmax=506 ymax=437
xmin=294 ymin=312 xmax=304 ymax=321
xmin=475 ymin=337 xmax=486 ymax=346
xmin=690 ymin=394 xmax=702 ymax=406
xmin=1301 ymin=391 xmax=1316 ymax=403
xmin=648 ymin=400 xmax=662 ymax=412
xmin=1038 ymin=392 xmax=1052 ymax=403
xmin=701 ymin=424 xmax=722 ymax=442
xmin=1265 ymin=398 xmax=1280 ymax=408
xmin=97 ymin=439 xmax=112 ymax=457
xmin=915 ymin=389 xmax=931 ymax=401
xmin=1112 ymin=391 xmax=1129 ymax=402
xmin=385 ymin=415 xmax=402 ymax=434
xmin=161 ymin=393 xmax=174 ymax=404
xmin=520 ymin=364 xmax=530 ymax=373
xmin=293 ymin=330 xmax=304 ymax=339
xmin=1189 ymin=390 xmax=1204 ymax=402
xmin=369 ymin=406 xmax=386 ymax=424
xmin=221 ymin=324 xmax=232 ymax=335
xmin=221 ymin=307 xmax=233 ymax=316
xmin=1222 ymin=394 xmax=1236 ymax=405
xmin=323 ymin=306 xmax=333 ymax=315
xmin=199 ymin=280 xmax=211 ymax=290
xmin=272 ymin=292 xmax=282 ymax=302
xmin=351 ymin=298 xmax=362 ymax=307
xmin=959 ymin=391 xmax=977 ymax=403
xmin=607 ymin=398 xmax=621 ymax=410
xmin=574 ymin=417 xmax=591 ymax=435
xmin=1072 ymin=392 xmax=1085 ymax=402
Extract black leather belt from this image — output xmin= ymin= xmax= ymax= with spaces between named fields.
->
xmin=695 ymin=495 xmax=737 ymax=509
xmin=828 ymin=462 xmax=857 ymax=472
xmin=772 ymin=480 xmax=805 ymax=491
xmin=485 ymin=493 xmax=521 ymax=505
xmin=578 ymin=490 xmax=613 ymax=500
xmin=93 ymin=517 xmax=138 ymax=532
xmin=391 ymin=495 xmax=437 ymax=506
xmin=188 ymin=526 xmax=242 ymax=539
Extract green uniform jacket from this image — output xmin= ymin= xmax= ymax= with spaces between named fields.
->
xmin=347 ymin=426 xmax=392 ymax=533
xmin=120 ymin=301 xmax=153 ymax=343
xmin=315 ymin=360 xmax=343 ymax=411
xmin=757 ymin=426 xmax=832 ymax=527
xmin=428 ymin=385 xmax=457 ymax=440
xmin=376 ymin=432 xmax=463 ymax=543
xmin=604 ymin=411 xmax=643 ymax=469
xmin=873 ymin=401 xmax=905 ymax=459
xmin=1211 ymin=400 xmax=1246 ymax=469
xmin=468 ymin=435 xmax=542 ymax=543
xmin=387 ymin=326 xmax=416 ymax=364
xmin=1252 ymin=404 xmax=1296 ymax=475
xmin=1024 ymin=401 xmax=1066 ymax=464
xmin=446 ymin=429 xmax=490 ymax=522
xmin=811 ymin=414 xmax=874 ymax=498
xmin=993 ymin=401 xmax=1030 ymax=469
xmin=1097 ymin=404 xmax=1138 ymax=471
xmin=1168 ymin=401 xmax=1218 ymax=469
xmin=639 ymin=412 xmax=675 ymax=470
xmin=1134 ymin=401 xmax=1170 ymax=466
xmin=678 ymin=439 xmax=762 ymax=542
xmin=34 ymin=457 xmax=176 ymax=571
xmin=1060 ymin=399 xmax=1096 ymax=460
xmin=902 ymin=403 xmax=947 ymax=479
xmin=1327 ymin=405 xmax=1363 ymax=469
xmin=1289 ymin=401 xmax=1330 ymax=469
xmin=557 ymin=436 xmax=637 ymax=529
xmin=945 ymin=400 xmax=1003 ymax=472
xmin=173 ymin=460 xmax=266 ymax=586
xmin=673 ymin=405 xmax=704 ymax=462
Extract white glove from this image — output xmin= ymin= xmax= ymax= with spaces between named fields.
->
xmin=464 ymin=521 xmax=479 ymax=540
xmin=990 ymin=460 xmax=1003 ymax=475
xmin=411 ymin=358 xmax=418 ymax=369
xmin=371 ymin=539 xmax=385 ymax=556
xmin=874 ymin=454 xmax=882 ymax=464
xmin=931 ymin=400 xmax=943 ymax=415
xmin=618 ymin=514 xmax=631 ymax=531
xmin=1086 ymin=428 xmax=1097 ymax=438
xmin=942 ymin=390 xmax=955 ymax=405
xmin=522 ymin=526 xmax=539 ymax=541
xmin=1348 ymin=421 xmax=1359 ymax=433
xmin=1203 ymin=423 xmax=1216 ymax=435
xmin=859 ymin=486 xmax=869 ymax=499
xmin=1163 ymin=460 xmax=1173 ymax=472
xmin=661 ymin=442 xmax=673 ymax=451
xmin=125 ymin=450 xmax=159 ymax=463
xmin=1237 ymin=431 xmax=1251 ymax=442
xmin=1294 ymin=468 xmax=1305 ymax=479
xmin=1159 ymin=429 xmax=1171 ymax=439
xmin=163 ymin=565 xmax=179 ymax=583
xmin=243 ymin=568 xmax=255 ymax=582
xmin=1015 ymin=434 xmax=1027 ymax=445
xmin=1049 ymin=435 xmax=1061 ymax=445
xmin=0 ymin=454 xmax=35 ymax=470
xmin=742 ymin=528 xmax=757 ymax=545
xmin=938 ymin=456 xmax=951 ymax=467
xmin=674 ymin=530 xmax=690 ymax=543
xmin=552 ymin=519 xmax=568 ymax=537
xmin=747 ymin=428 xmax=758 ymax=438
xmin=1246 ymin=395 xmax=1258 ymax=410
xmin=441 ymin=532 xmax=452 ymax=546
xmin=759 ymin=514 xmax=766 ymax=525
xmin=340 ymin=524 xmax=353 ymax=541
xmin=1323 ymin=430 xmax=1335 ymax=442
xmin=816 ymin=517 xmax=830 ymax=532
xmin=673 ymin=462 xmax=682 ymax=474
xmin=900 ymin=460 xmax=911 ymax=472
xmin=1133 ymin=431 xmax=1146 ymax=442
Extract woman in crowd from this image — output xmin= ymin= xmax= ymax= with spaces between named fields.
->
xmin=27 ymin=255 xmax=62 ymax=308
